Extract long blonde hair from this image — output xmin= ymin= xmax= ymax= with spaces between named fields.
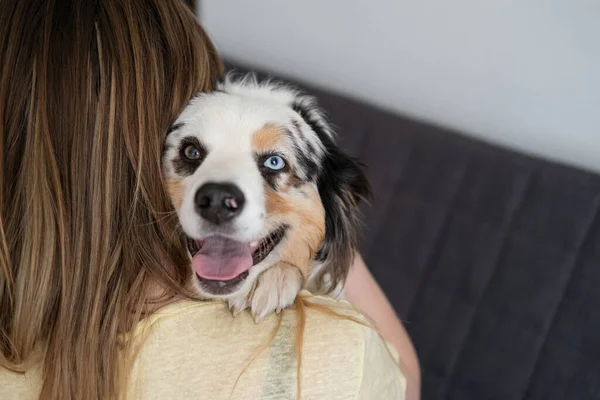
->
xmin=0 ymin=0 xmax=222 ymax=398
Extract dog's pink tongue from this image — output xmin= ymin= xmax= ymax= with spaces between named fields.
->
xmin=192 ymin=236 xmax=252 ymax=280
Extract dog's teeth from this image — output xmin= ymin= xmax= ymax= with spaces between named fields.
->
xmin=217 ymin=281 xmax=226 ymax=288
xmin=250 ymin=241 xmax=258 ymax=247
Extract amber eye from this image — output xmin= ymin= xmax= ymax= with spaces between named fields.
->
xmin=184 ymin=145 xmax=201 ymax=160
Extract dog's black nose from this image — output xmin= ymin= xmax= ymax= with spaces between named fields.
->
xmin=195 ymin=182 xmax=245 ymax=225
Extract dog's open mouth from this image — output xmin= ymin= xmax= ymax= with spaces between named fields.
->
xmin=186 ymin=226 xmax=286 ymax=293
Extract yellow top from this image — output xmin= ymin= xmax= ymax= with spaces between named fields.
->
xmin=1 ymin=294 xmax=406 ymax=399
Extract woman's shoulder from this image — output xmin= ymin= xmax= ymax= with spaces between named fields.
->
xmin=134 ymin=292 xmax=368 ymax=338
xmin=128 ymin=293 xmax=406 ymax=399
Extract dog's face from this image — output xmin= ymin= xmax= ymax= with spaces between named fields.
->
xmin=162 ymin=75 xmax=370 ymax=301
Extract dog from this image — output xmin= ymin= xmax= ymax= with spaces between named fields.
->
xmin=162 ymin=74 xmax=370 ymax=321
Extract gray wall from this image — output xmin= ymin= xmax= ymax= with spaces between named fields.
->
xmin=200 ymin=0 xmax=600 ymax=172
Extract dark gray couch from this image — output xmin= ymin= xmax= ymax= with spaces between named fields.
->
xmin=227 ymin=62 xmax=600 ymax=400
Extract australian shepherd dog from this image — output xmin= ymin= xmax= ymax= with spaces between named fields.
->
xmin=162 ymin=74 xmax=370 ymax=321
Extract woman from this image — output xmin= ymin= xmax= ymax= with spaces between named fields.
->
xmin=0 ymin=1 xmax=419 ymax=399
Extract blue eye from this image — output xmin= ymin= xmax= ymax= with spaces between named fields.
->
xmin=264 ymin=155 xmax=286 ymax=170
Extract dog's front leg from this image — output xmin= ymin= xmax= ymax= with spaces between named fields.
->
xmin=228 ymin=263 xmax=303 ymax=322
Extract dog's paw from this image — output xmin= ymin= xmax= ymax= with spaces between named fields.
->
xmin=249 ymin=263 xmax=303 ymax=323
xmin=228 ymin=295 xmax=249 ymax=318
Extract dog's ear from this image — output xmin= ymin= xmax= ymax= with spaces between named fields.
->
xmin=315 ymin=141 xmax=371 ymax=294
xmin=292 ymin=99 xmax=371 ymax=294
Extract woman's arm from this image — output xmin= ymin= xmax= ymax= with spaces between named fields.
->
xmin=343 ymin=252 xmax=421 ymax=400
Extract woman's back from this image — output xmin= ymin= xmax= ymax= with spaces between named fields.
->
xmin=2 ymin=295 xmax=405 ymax=399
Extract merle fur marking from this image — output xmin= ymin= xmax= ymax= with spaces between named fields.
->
xmin=291 ymin=101 xmax=332 ymax=143
xmin=285 ymin=127 xmax=319 ymax=181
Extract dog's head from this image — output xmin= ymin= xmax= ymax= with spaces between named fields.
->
xmin=162 ymin=74 xmax=370 ymax=300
